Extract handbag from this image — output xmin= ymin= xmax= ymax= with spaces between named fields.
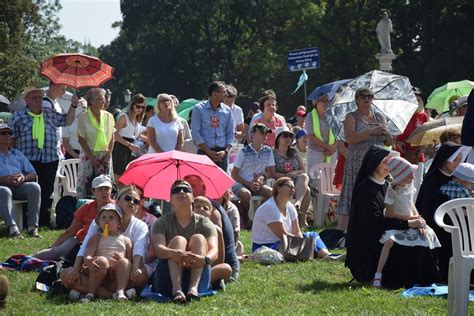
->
xmin=279 ymin=234 xmax=315 ymax=261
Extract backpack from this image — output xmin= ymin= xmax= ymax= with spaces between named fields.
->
xmin=35 ymin=260 xmax=66 ymax=295
xmin=55 ymin=196 xmax=78 ymax=229
xmin=319 ymin=229 xmax=346 ymax=250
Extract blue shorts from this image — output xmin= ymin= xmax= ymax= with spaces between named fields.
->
xmin=151 ymin=260 xmax=211 ymax=296
xmin=252 ymin=231 xmax=327 ymax=255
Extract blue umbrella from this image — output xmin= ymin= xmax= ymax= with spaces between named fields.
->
xmin=307 ymin=79 xmax=351 ymax=101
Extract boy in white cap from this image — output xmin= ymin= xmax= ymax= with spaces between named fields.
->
xmin=372 ymin=156 xmax=441 ymax=288
xmin=440 ymin=163 xmax=474 ymax=199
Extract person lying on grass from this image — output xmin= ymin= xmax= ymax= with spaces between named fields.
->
xmin=193 ymin=196 xmax=232 ymax=289
xmin=77 ymin=204 xmax=132 ymax=302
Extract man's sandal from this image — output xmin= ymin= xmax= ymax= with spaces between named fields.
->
xmin=172 ymin=290 xmax=186 ymax=304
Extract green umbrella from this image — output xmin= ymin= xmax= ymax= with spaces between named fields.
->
xmin=177 ymin=98 xmax=202 ymax=120
xmin=146 ymin=97 xmax=157 ymax=107
xmin=426 ymin=80 xmax=474 ymax=112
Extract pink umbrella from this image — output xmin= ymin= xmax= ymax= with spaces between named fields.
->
xmin=119 ymin=150 xmax=235 ymax=200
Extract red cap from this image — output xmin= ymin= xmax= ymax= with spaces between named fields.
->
xmin=296 ymin=110 xmax=306 ymax=117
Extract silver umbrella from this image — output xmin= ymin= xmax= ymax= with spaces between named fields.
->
xmin=326 ymin=70 xmax=418 ymax=141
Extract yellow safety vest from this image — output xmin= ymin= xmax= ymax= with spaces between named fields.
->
xmin=312 ymin=109 xmax=335 ymax=163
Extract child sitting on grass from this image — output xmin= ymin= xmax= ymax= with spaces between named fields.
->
xmin=76 ymin=204 xmax=132 ymax=302
xmin=440 ymin=163 xmax=474 ymax=199
xmin=372 ymin=156 xmax=441 ymax=288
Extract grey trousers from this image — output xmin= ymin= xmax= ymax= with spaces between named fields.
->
xmin=0 ymin=182 xmax=41 ymax=228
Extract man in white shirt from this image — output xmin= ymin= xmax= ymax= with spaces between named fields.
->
xmin=224 ymin=85 xmax=244 ymax=143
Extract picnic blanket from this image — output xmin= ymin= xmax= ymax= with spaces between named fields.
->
xmin=402 ymin=283 xmax=474 ymax=301
xmin=0 ymin=254 xmax=54 ymax=272
xmin=140 ymin=284 xmax=215 ymax=303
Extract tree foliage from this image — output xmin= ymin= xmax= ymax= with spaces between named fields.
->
xmin=100 ymin=0 xmax=474 ymax=116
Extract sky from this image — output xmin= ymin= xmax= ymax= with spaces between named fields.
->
xmin=57 ymin=0 xmax=122 ymax=47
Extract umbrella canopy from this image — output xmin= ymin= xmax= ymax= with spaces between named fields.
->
xmin=307 ymin=79 xmax=351 ymax=101
xmin=40 ymin=53 xmax=114 ymax=89
xmin=327 ymin=70 xmax=418 ymax=141
xmin=0 ymin=95 xmax=10 ymax=105
xmin=406 ymin=116 xmax=463 ymax=146
xmin=177 ymin=98 xmax=202 ymax=120
xmin=426 ymin=80 xmax=474 ymax=113
xmin=146 ymin=97 xmax=157 ymax=107
xmin=119 ymin=150 xmax=235 ymax=200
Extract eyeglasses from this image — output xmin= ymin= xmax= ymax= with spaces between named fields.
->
xmin=171 ymin=186 xmax=193 ymax=195
xmin=135 ymin=104 xmax=146 ymax=109
xmin=359 ymin=93 xmax=374 ymax=100
xmin=281 ymin=183 xmax=295 ymax=190
xmin=280 ymin=132 xmax=294 ymax=139
xmin=0 ymin=131 xmax=13 ymax=136
xmin=124 ymin=194 xmax=140 ymax=205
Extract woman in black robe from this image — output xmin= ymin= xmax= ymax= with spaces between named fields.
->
xmin=345 ymin=145 xmax=440 ymax=288
xmin=415 ymin=142 xmax=462 ymax=282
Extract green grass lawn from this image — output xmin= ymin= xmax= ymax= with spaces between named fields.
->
xmin=0 ymin=226 xmax=472 ymax=315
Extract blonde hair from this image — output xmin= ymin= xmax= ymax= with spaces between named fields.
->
xmin=116 ymin=185 xmax=140 ymax=201
xmin=156 ymin=93 xmax=178 ymax=120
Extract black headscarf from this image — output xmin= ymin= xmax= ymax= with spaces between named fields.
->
xmin=424 ymin=142 xmax=462 ymax=179
xmin=353 ymin=145 xmax=391 ymax=189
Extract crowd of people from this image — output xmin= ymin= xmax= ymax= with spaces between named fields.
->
xmin=0 ymin=78 xmax=474 ymax=304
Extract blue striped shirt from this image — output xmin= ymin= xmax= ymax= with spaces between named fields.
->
xmin=0 ymin=148 xmax=36 ymax=176
xmin=12 ymin=107 xmax=66 ymax=163
xmin=191 ymin=100 xmax=234 ymax=148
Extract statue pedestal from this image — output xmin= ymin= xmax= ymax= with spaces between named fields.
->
xmin=375 ymin=53 xmax=396 ymax=72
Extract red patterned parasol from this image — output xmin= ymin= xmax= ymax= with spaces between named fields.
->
xmin=40 ymin=53 xmax=114 ymax=89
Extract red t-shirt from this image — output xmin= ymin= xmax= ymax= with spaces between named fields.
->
xmin=396 ymin=111 xmax=429 ymax=162
xmin=74 ymin=199 xmax=114 ymax=241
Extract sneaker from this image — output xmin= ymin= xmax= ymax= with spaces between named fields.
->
xmin=79 ymin=293 xmax=94 ymax=303
xmin=68 ymin=289 xmax=81 ymax=302
xmin=125 ymin=288 xmax=137 ymax=300
xmin=113 ymin=291 xmax=127 ymax=301
xmin=0 ymin=275 xmax=9 ymax=309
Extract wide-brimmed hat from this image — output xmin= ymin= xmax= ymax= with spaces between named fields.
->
xmin=95 ymin=203 xmax=123 ymax=225
xmin=275 ymin=125 xmax=295 ymax=141
xmin=453 ymin=163 xmax=474 ymax=183
xmin=23 ymin=86 xmax=43 ymax=98
xmin=387 ymin=156 xmax=417 ymax=184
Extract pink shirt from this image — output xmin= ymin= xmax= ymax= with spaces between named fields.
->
xmin=253 ymin=116 xmax=285 ymax=147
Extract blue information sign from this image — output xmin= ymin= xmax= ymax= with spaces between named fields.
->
xmin=287 ymin=47 xmax=320 ymax=72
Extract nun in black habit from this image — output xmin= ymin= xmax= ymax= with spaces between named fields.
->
xmin=345 ymin=145 xmax=440 ymax=288
xmin=415 ymin=142 xmax=462 ymax=282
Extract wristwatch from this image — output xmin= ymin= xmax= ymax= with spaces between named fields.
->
xmin=204 ymin=256 xmax=211 ymax=265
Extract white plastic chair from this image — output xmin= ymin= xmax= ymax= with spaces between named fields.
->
xmin=434 ymin=198 xmax=474 ymax=316
xmin=52 ymin=159 xmax=79 ymax=210
xmin=309 ymin=163 xmax=340 ymax=228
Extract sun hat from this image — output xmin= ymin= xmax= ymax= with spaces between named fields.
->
xmin=91 ymin=175 xmax=113 ymax=189
xmin=453 ymin=163 xmax=474 ymax=183
xmin=275 ymin=125 xmax=295 ymax=141
xmin=0 ymin=119 xmax=12 ymax=131
xmin=23 ymin=86 xmax=44 ymax=98
xmin=450 ymin=96 xmax=468 ymax=112
xmin=387 ymin=156 xmax=417 ymax=184
xmin=252 ymin=123 xmax=272 ymax=134
xmin=95 ymin=203 xmax=123 ymax=225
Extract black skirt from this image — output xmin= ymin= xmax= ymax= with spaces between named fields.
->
xmin=112 ymin=137 xmax=135 ymax=175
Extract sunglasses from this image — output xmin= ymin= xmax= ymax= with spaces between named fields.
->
xmin=281 ymin=132 xmax=294 ymax=138
xmin=135 ymin=104 xmax=146 ymax=109
xmin=171 ymin=186 xmax=192 ymax=195
xmin=124 ymin=194 xmax=140 ymax=205
xmin=281 ymin=183 xmax=295 ymax=190
xmin=0 ymin=131 xmax=13 ymax=136
xmin=359 ymin=93 xmax=374 ymax=100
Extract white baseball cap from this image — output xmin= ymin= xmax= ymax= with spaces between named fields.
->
xmin=91 ymin=175 xmax=113 ymax=189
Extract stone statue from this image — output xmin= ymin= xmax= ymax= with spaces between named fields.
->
xmin=376 ymin=9 xmax=393 ymax=54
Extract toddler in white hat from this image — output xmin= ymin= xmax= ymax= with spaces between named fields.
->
xmin=440 ymin=163 xmax=474 ymax=199
xmin=372 ymin=156 xmax=441 ymax=288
